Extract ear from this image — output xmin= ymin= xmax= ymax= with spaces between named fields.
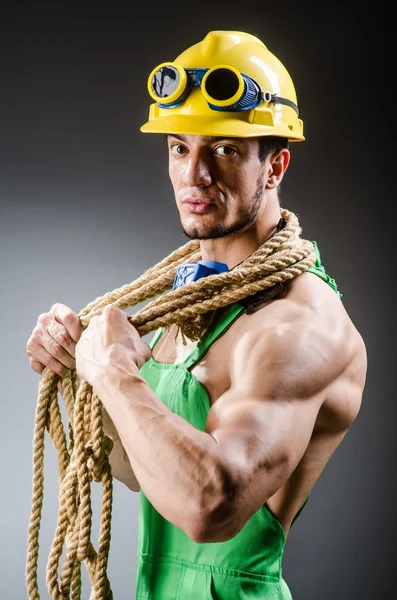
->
xmin=265 ymin=148 xmax=290 ymax=189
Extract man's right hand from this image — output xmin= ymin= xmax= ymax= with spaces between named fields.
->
xmin=26 ymin=303 xmax=83 ymax=378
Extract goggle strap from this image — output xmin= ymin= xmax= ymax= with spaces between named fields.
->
xmin=267 ymin=93 xmax=299 ymax=116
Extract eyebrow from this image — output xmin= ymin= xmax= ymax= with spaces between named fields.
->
xmin=167 ymin=133 xmax=242 ymax=144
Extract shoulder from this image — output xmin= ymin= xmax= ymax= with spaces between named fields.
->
xmin=288 ymin=271 xmax=367 ymax=375
xmin=229 ymin=271 xmax=367 ymax=421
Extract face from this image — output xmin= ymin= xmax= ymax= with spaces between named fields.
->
xmin=167 ymin=134 xmax=268 ymax=240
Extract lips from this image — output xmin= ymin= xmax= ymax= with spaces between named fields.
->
xmin=184 ymin=201 xmax=214 ymax=213
xmin=181 ymin=196 xmax=214 ymax=213
xmin=182 ymin=197 xmax=214 ymax=205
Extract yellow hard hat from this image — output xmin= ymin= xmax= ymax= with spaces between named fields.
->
xmin=140 ymin=30 xmax=304 ymax=141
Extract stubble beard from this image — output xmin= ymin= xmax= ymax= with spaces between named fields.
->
xmin=180 ymin=173 xmax=265 ymax=240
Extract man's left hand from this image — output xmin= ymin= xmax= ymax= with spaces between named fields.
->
xmin=75 ymin=305 xmax=152 ymax=386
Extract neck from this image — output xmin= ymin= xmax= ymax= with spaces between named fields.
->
xmin=199 ymin=196 xmax=282 ymax=270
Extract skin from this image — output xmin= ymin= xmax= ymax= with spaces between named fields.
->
xmin=27 ymin=134 xmax=367 ymax=543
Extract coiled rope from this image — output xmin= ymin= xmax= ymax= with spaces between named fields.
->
xmin=26 ymin=208 xmax=316 ymax=599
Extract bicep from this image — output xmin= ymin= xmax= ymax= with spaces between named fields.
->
xmin=202 ymin=321 xmax=346 ymax=537
xmin=205 ymin=388 xmax=320 ymax=505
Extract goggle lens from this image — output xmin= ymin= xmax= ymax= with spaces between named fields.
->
xmin=204 ymin=68 xmax=241 ymax=102
xmin=151 ymin=65 xmax=181 ymax=99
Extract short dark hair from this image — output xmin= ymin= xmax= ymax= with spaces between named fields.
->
xmin=257 ymin=136 xmax=289 ymax=163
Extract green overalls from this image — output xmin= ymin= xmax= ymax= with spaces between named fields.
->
xmin=136 ymin=242 xmax=341 ymax=600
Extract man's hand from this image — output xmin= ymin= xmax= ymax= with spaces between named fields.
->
xmin=27 ymin=302 xmax=144 ymax=492
xmin=75 ymin=305 xmax=152 ymax=387
xmin=26 ymin=303 xmax=83 ymax=378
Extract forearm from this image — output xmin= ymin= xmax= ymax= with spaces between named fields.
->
xmin=91 ymin=364 xmax=225 ymax=537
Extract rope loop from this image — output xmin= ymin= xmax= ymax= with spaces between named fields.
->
xmin=86 ymin=437 xmax=114 ymax=483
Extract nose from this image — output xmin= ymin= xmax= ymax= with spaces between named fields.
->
xmin=181 ymin=150 xmax=212 ymax=187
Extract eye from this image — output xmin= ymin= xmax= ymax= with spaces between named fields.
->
xmin=214 ymin=145 xmax=237 ymax=156
xmin=170 ymin=144 xmax=187 ymax=156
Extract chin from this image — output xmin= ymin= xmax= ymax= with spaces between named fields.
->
xmin=181 ymin=224 xmax=229 ymax=241
xmin=182 ymin=227 xmax=207 ymax=240
xmin=180 ymin=212 xmax=232 ymax=240
xmin=181 ymin=218 xmax=208 ymax=238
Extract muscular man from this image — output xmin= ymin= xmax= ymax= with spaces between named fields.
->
xmin=27 ymin=31 xmax=367 ymax=599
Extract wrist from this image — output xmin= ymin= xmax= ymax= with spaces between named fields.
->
xmin=91 ymin=361 xmax=147 ymax=406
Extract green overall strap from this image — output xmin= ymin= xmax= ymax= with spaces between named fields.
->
xmin=181 ymin=302 xmax=247 ymax=371
xmin=308 ymin=241 xmax=343 ymax=298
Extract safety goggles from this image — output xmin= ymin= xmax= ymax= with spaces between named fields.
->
xmin=147 ymin=62 xmax=299 ymax=114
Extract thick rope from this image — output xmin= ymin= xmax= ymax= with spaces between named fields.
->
xmin=26 ymin=208 xmax=316 ymax=599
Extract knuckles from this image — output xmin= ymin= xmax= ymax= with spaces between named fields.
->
xmin=56 ymin=330 xmax=70 ymax=347
xmin=64 ymin=311 xmax=79 ymax=327
xmin=27 ymin=328 xmax=40 ymax=349
xmin=48 ymin=340 xmax=62 ymax=358
xmin=37 ymin=312 xmax=49 ymax=325
xmin=102 ymin=305 xmax=124 ymax=319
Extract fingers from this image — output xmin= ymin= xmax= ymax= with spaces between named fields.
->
xmin=27 ymin=303 xmax=83 ymax=378
xmin=50 ymin=303 xmax=83 ymax=343
xmin=41 ymin=328 xmax=76 ymax=370
xmin=29 ymin=345 xmax=71 ymax=378
xmin=30 ymin=359 xmax=45 ymax=375
xmin=47 ymin=318 xmax=77 ymax=359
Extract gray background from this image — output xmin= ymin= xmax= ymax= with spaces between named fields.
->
xmin=1 ymin=2 xmax=394 ymax=599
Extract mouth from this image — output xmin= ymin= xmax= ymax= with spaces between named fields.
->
xmin=182 ymin=198 xmax=215 ymax=213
